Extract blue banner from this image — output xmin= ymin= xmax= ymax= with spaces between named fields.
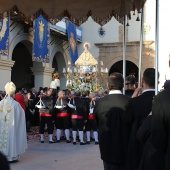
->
xmin=0 ymin=17 xmax=9 ymax=58
xmin=50 ymin=18 xmax=82 ymax=41
xmin=32 ymin=15 xmax=50 ymax=63
xmin=66 ymin=21 xmax=78 ymax=65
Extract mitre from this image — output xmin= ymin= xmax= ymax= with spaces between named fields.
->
xmin=4 ymin=82 xmax=16 ymax=95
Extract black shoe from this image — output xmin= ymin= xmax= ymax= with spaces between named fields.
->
xmin=86 ymin=141 xmax=90 ymax=144
xmin=66 ymin=140 xmax=71 ymax=143
xmin=80 ymin=142 xmax=86 ymax=145
xmin=60 ymin=136 xmax=66 ymax=140
xmin=76 ymin=136 xmax=80 ymax=142
xmin=40 ymin=141 xmax=44 ymax=143
xmin=49 ymin=141 xmax=56 ymax=143
xmin=8 ymin=160 xmax=19 ymax=163
xmin=95 ymin=141 xmax=99 ymax=145
xmin=73 ymin=142 xmax=76 ymax=145
xmin=90 ymin=137 xmax=95 ymax=142
xmin=56 ymin=140 xmax=60 ymax=143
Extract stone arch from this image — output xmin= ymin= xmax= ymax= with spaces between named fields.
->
xmin=52 ymin=50 xmax=67 ymax=89
xmin=106 ymin=55 xmax=138 ymax=72
xmin=11 ymin=41 xmax=34 ymax=88
xmin=50 ymin=45 xmax=68 ymax=68
xmin=52 ymin=51 xmax=66 ymax=73
xmin=9 ymin=33 xmax=33 ymax=60
xmin=109 ymin=60 xmax=138 ymax=78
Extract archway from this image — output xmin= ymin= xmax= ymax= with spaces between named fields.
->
xmin=109 ymin=60 xmax=138 ymax=79
xmin=52 ymin=51 xmax=66 ymax=89
xmin=11 ymin=41 xmax=34 ymax=88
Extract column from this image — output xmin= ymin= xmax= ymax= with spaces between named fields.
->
xmin=0 ymin=59 xmax=15 ymax=90
xmin=31 ymin=62 xmax=54 ymax=90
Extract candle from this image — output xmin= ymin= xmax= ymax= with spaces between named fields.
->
xmin=92 ymin=67 xmax=96 ymax=72
xmin=63 ymin=68 xmax=66 ymax=73
xmin=74 ymin=68 xmax=77 ymax=73
xmin=101 ymin=67 xmax=104 ymax=72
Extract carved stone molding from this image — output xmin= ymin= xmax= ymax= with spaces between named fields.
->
xmin=0 ymin=59 xmax=15 ymax=71
xmin=31 ymin=62 xmax=54 ymax=76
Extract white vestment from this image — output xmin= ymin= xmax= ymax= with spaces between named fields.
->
xmin=0 ymin=96 xmax=27 ymax=161
xmin=50 ymin=79 xmax=60 ymax=89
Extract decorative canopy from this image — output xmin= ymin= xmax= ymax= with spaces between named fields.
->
xmin=0 ymin=0 xmax=146 ymax=26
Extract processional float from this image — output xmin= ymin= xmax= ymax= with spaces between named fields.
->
xmin=63 ymin=43 xmax=108 ymax=92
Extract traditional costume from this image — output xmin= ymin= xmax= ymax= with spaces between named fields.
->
xmin=68 ymin=96 xmax=86 ymax=145
xmin=55 ymin=97 xmax=71 ymax=143
xmin=0 ymin=82 xmax=27 ymax=162
xmin=38 ymin=94 xmax=55 ymax=143
xmin=85 ymin=99 xmax=98 ymax=144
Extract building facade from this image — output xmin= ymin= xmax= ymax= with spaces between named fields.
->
xmin=0 ymin=18 xmax=82 ymax=90
xmin=78 ymin=0 xmax=170 ymax=89
xmin=0 ymin=0 xmax=170 ymax=90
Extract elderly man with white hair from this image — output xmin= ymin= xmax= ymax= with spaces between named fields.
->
xmin=0 ymin=82 xmax=27 ymax=162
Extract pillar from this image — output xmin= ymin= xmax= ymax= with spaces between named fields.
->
xmin=0 ymin=59 xmax=15 ymax=90
xmin=31 ymin=62 xmax=54 ymax=90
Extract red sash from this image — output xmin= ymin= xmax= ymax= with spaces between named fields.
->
xmin=88 ymin=114 xmax=94 ymax=120
xmin=71 ymin=114 xmax=83 ymax=119
xmin=56 ymin=112 xmax=69 ymax=117
xmin=39 ymin=112 xmax=51 ymax=117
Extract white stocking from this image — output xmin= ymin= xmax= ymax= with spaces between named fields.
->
xmin=94 ymin=131 xmax=98 ymax=142
xmin=86 ymin=131 xmax=90 ymax=142
xmin=72 ymin=131 xmax=77 ymax=142
xmin=49 ymin=134 xmax=53 ymax=141
xmin=79 ymin=131 xmax=84 ymax=143
xmin=40 ymin=134 xmax=44 ymax=141
xmin=56 ymin=129 xmax=61 ymax=140
xmin=65 ymin=129 xmax=70 ymax=141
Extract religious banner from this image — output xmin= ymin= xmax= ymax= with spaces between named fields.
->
xmin=0 ymin=16 xmax=10 ymax=58
xmin=32 ymin=15 xmax=50 ymax=63
xmin=66 ymin=21 xmax=78 ymax=65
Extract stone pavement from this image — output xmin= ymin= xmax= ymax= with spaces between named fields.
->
xmin=10 ymin=139 xmax=103 ymax=170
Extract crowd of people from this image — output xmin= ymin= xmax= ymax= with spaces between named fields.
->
xmin=0 ymin=67 xmax=170 ymax=170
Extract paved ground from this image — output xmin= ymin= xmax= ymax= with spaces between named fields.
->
xmin=10 ymin=139 xmax=103 ymax=170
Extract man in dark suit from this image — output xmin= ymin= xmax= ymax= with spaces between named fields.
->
xmin=94 ymin=72 xmax=130 ymax=170
xmin=125 ymin=68 xmax=156 ymax=170
xmin=151 ymin=88 xmax=170 ymax=170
